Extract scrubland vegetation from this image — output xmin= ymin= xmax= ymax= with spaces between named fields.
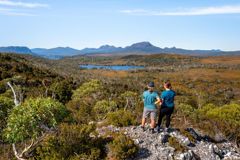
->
xmin=0 ymin=53 xmax=240 ymax=159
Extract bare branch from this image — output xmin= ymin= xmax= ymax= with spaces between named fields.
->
xmin=12 ymin=144 xmax=26 ymax=160
xmin=12 ymin=132 xmax=53 ymax=160
xmin=7 ymin=82 xmax=20 ymax=106
xmin=19 ymin=139 xmax=34 ymax=157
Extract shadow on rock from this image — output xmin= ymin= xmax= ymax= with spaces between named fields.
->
xmin=134 ymin=147 xmax=151 ymax=159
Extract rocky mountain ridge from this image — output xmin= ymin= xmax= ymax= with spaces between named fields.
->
xmin=97 ymin=125 xmax=240 ymax=160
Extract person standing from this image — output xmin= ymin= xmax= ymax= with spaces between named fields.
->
xmin=141 ymin=82 xmax=161 ymax=134
xmin=157 ymin=81 xmax=176 ymax=133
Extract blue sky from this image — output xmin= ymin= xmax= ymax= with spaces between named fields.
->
xmin=0 ymin=0 xmax=240 ymax=50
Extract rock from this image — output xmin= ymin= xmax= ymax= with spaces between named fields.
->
xmin=179 ymin=150 xmax=201 ymax=160
xmin=185 ymin=128 xmax=202 ymax=141
xmin=214 ymin=133 xmax=226 ymax=143
xmin=182 ymin=137 xmax=191 ymax=146
xmin=97 ymin=125 xmax=240 ymax=160
xmin=159 ymin=133 xmax=171 ymax=144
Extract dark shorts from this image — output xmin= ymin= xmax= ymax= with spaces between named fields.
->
xmin=159 ymin=106 xmax=174 ymax=115
xmin=142 ymin=108 xmax=157 ymax=120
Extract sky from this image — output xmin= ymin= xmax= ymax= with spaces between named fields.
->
xmin=0 ymin=0 xmax=240 ymax=51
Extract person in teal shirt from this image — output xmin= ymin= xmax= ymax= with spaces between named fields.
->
xmin=141 ymin=82 xmax=160 ymax=133
xmin=157 ymin=81 xmax=176 ymax=132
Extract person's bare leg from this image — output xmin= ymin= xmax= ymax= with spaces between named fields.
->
xmin=141 ymin=118 xmax=146 ymax=127
xmin=150 ymin=119 xmax=155 ymax=129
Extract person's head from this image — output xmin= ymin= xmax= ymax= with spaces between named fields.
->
xmin=164 ymin=81 xmax=172 ymax=89
xmin=147 ymin=82 xmax=155 ymax=91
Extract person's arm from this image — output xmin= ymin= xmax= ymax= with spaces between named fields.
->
xmin=155 ymin=93 xmax=161 ymax=104
xmin=155 ymin=97 xmax=161 ymax=104
xmin=160 ymin=92 xmax=165 ymax=105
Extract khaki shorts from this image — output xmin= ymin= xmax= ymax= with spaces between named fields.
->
xmin=142 ymin=108 xmax=157 ymax=120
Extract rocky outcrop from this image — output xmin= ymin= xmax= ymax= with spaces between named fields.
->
xmin=97 ymin=125 xmax=240 ymax=160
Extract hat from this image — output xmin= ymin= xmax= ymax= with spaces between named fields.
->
xmin=148 ymin=82 xmax=155 ymax=87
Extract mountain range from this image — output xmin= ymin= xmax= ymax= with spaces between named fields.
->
xmin=1 ymin=42 xmax=240 ymax=59
xmin=0 ymin=46 xmax=33 ymax=54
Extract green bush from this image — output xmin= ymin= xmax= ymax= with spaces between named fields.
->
xmin=206 ymin=103 xmax=240 ymax=127
xmin=206 ymin=103 xmax=240 ymax=144
xmin=196 ymin=103 xmax=240 ymax=145
xmin=108 ymin=134 xmax=138 ymax=160
xmin=0 ymin=82 xmax=6 ymax=94
xmin=66 ymin=99 xmax=95 ymax=124
xmin=35 ymin=123 xmax=105 ymax=160
xmin=119 ymin=91 xmax=140 ymax=111
xmin=0 ymin=96 xmax=14 ymax=140
xmin=72 ymin=79 xmax=103 ymax=100
xmin=94 ymin=100 xmax=117 ymax=120
xmin=50 ymin=80 xmax=73 ymax=104
xmin=177 ymin=103 xmax=195 ymax=118
xmin=4 ymin=97 xmax=67 ymax=143
xmin=106 ymin=109 xmax=137 ymax=127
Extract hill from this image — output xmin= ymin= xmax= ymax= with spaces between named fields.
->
xmin=31 ymin=47 xmax=82 ymax=59
xmin=0 ymin=53 xmax=239 ymax=159
xmin=0 ymin=46 xmax=33 ymax=54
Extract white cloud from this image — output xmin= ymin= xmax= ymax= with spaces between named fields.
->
xmin=120 ymin=5 xmax=240 ymax=16
xmin=0 ymin=0 xmax=49 ymax=8
xmin=0 ymin=7 xmax=36 ymax=16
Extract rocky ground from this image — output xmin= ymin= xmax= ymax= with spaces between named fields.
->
xmin=97 ymin=125 xmax=240 ymax=160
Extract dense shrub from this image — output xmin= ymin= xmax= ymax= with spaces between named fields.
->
xmin=66 ymin=99 xmax=95 ymax=124
xmin=50 ymin=80 xmax=73 ymax=104
xmin=106 ymin=109 xmax=137 ymax=127
xmin=206 ymin=104 xmax=240 ymax=144
xmin=196 ymin=103 xmax=218 ymax=120
xmin=119 ymin=91 xmax=140 ymax=111
xmin=0 ymin=96 xmax=14 ymax=140
xmin=195 ymin=103 xmax=240 ymax=145
xmin=108 ymin=134 xmax=138 ymax=160
xmin=4 ymin=98 xmax=67 ymax=143
xmin=176 ymin=103 xmax=195 ymax=118
xmin=0 ymin=81 xmax=6 ymax=94
xmin=72 ymin=79 xmax=103 ymax=100
xmin=35 ymin=123 xmax=106 ymax=160
xmin=206 ymin=103 xmax=240 ymax=127
xmin=94 ymin=100 xmax=117 ymax=120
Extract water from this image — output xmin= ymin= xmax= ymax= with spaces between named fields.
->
xmin=80 ymin=64 xmax=145 ymax=71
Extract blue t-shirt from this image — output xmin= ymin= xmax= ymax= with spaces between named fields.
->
xmin=161 ymin=90 xmax=176 ymax=108
xmin=143 ymin=91 xmax=160 ymax=109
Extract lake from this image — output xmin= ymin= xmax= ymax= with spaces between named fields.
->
xmin=80 ymin=64 xmax=145 ymax=71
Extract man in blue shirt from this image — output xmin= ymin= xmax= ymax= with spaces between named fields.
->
xmin=141 ymin=82 xmax=161 ymax=133
xmin=157 ymin=81 xmax=176 ymax=132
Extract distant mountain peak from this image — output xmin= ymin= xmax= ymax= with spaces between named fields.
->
xmin=129 ymin=41 xmax=155 ymax=48
xmin=99 ymin=45 xmax=117 ymax=49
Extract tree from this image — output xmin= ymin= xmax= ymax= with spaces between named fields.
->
xmin=3 ymin=98 xmax=67 ymax=160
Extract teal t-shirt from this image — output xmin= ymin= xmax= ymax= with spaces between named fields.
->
xmin=161 ymin=90 xmax=176 ymax=108
xmin=143 ymin=91 xmax=160 ymax=109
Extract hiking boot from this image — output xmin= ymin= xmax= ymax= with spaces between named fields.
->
xmin=157 ymin=126 xmax=163 ymax=133
xmin=150 ymin=128 xmax=155 ymax=134
xmin=141 ymin=126 xmax=145 ymax=132
xmin=164 ymin=128 xmax=170 ymax=133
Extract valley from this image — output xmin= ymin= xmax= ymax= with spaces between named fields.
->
xmin=0 ymin=52 xmax=240 ymax=159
